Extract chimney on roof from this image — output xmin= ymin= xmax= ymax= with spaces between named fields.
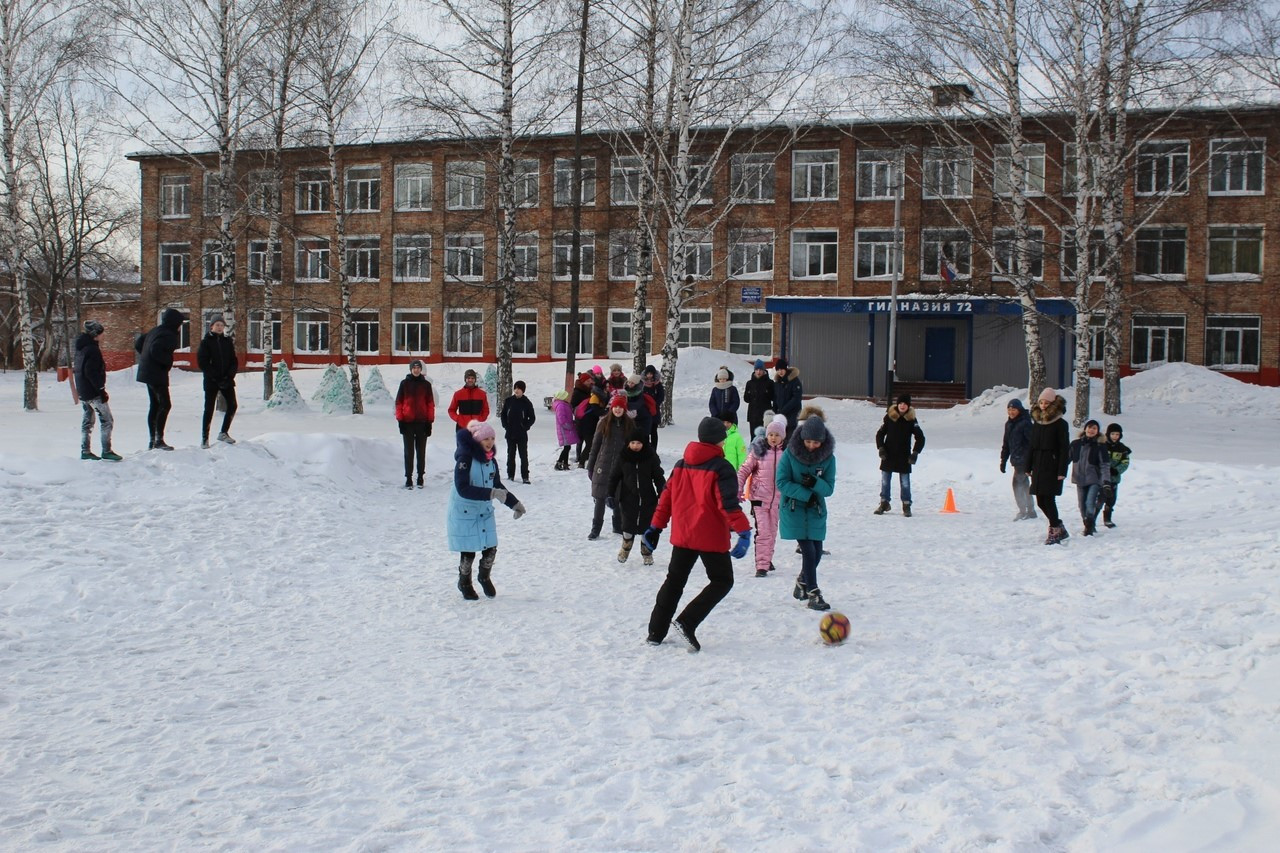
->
xmin=931 ymin=84 xmax=975 ymax=107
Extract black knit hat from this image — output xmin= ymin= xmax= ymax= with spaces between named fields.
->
xmin=84 ymin=320 xmax=104 ymax=336
xmin=896 ymin=393 xmax=912 ymax=406
xmin=1105 ymin=422 xmax=1123 ymax=437
xmin=628 ymin=428 xmax=648 ymax=444
xmin=697 ymin=416 xmax=728 ymax=445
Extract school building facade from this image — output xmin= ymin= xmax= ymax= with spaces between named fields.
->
xmin=125 ymin=103 xmax=1280 ymax=399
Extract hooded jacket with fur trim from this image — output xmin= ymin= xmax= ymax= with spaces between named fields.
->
xmin=876 ymin=403 xmax=926 ymax=473
xmin=1029 ymin=396 xmax=1070 ymax=496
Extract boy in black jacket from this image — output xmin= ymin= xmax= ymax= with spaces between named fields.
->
xmin=197 ymin=315 xmax=239 ymax=447
xmin=74 ymin=321 xmax=121 ymax=461
xmin=499 ymin=380 xmax=537 ymax=483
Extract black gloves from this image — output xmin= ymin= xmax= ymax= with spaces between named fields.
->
xmin=909 ymin=453 xmax=918 ymax=465
xmin=800 ymin=473 xmax=817 ymax=488
xmin=999 ymin=460 xmax=1007 ymax=474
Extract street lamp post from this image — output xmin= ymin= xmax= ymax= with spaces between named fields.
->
xmin=884 ymin=174 xmax=902 ymax=404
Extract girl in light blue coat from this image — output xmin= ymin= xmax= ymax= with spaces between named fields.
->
xmin=449 ymin=420 xmax=526 ymax=600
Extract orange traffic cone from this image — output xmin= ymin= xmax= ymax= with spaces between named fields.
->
xmin=940 ymin=488 xmax=959 ymax=513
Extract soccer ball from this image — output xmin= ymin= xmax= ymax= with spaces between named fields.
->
xmin=819 ymin=612 xmax=851 ymax=646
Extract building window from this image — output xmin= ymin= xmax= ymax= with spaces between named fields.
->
xmin=1063 ymin=143 xmax=1102 ymax=196
xmin=248 ymin=310 xmax=282 ymax=354
xmin=1061 ymin=228 xmax=1107 ymax=280
xmin=203 ymin=171 xmax=223 ymax=217
xmin=610 ymin=155 xmax=642 ymax=205
xmin=1205 ymin=315 xmax=1261 ymax=370
xmin=920 ymin=228 xmax=970 ymax=280
xmin=609 ymin=230 xmax=640 ymax=280
xmin=553 ymin=309 xmax=593 ymax=357
xmin=792 ymin=150 xmax=839 ymax=201
xmin=513 ymin=158 xmax=540 ymax=208
xmin=1207 ymin=225 xmax=1262 ymax=279
xmin=445 ymin=308 xmax=484 ymax=356
xmin=505 ymin=309 xmax=538 ymax=356
xmin=687 ymin=156 xmax=712 ymax=204
xmin=855 ymin=228 xmax=902 ymax=279
xmin=295 ymin=168 xmax=330 ymax=213
xmin=856 ymin=148 xmax=901 ymax=199
xmin=993 ymin=143 xmax=1046 ymax=196
xmin=1135 ymin=227 xmax=1186 ymax=278
xmin=727 ymin=310 xmax=773 ymax=356
xmin=554 ymin=156 xmax=596 ymax=206
xmin=160 ymin=175 xmax=190 ymax=218
xmin=352 ymin=311 xmax=379 ymax=354
xmin=730 ymin=153 xmax=775 ymax=202
xmin=393 ymin=310 xmax=432 ymax=355
xmin=609 ymin=308 xmax=652 ymax=356
xmin=394 ymin=163 xmax=432 ymax=211
xmin=247 ymin=170 xmax=279 ymax=215
xmin=1209 ymin=138 xmax=1264 ymax=195
xmin=1135 ymin=140 xmax=1188 ymax=196
xmin=445 ymin=234 xmax=484 ymax=280
xmin=729 ymin=229 xmax=774 ymax=278
xmin=393 ymin=234 xmax=432 ymax=281
xmin=296 ymin=239 xmax=330 ymax=281
xmin=344 ymin=237 xmax=380 ymax=281
xmin=202 ymin=241 xmax=224 ymax=284
xmin=670 ymin=231 xmax=712 ymax=279
xmin=345 ymin=166 xmax=381 ymax=212
xmin=446 ymin=161 xmax=485 ymax=209
xmin=159 ymin=243 xmax=190 ymax=284
xmin=923 ymin=147 xmax=973 ymax=199
xmin=295 ymin=311 xmax=330 ymax=354
xmin=790 ymin=229 xmax=838 ymax=278
xmin=1130 ymin=314 xmax=1185 ymax=367
xmin=678 ymin=310 xmax=712 ymax=348
xmin=248 ymin=240 xmax=282 ymax=283
xmin=992 ymin=228 xmax=1045 ymax=280
xmin=554 ymin=231 xmax=595 ymax=279
xmin=1087 ymin=315 xmax=1105 ymax=366
xmin=509 ymin=232 xmax=538 ymax=280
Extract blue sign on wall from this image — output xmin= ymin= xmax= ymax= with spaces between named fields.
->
xmin=740 ymin=286 xmax=763 ymax=304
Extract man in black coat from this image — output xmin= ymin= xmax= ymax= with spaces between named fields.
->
xmin=874 ymin=394 xmax=926 ymax=516
xmin=743 ymin=359 xmax=776 ymax=437
xmin=197 ymin=314 xmax=240 ymax=447
xmin=499 ymin=380 xmax=537 ymax=483
xmin=772 ymin=357 xmax=803 ymax=437
xmin=74 ymin=320 xmax=121 ymax=461
xmin=135 ymin=307 xmax=184 ymax=450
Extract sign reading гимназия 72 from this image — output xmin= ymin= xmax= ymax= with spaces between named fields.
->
xmin=864 ymin=299 xmax=973 ymax=314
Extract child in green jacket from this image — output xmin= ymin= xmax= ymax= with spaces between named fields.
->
xmin=1102 ymin=422 xmax=1132 ymax=528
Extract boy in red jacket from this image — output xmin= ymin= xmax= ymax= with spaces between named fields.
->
xmin=447 ymin=368 xmax=490 ymax=430
xmin=644 ymin=417 xmax=753 ymax=652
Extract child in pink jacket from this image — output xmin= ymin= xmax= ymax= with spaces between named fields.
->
xmin=552 ymin=390 xmax=579 ymax=471
xmin=737 ymin=414 xmax=788 ymax=577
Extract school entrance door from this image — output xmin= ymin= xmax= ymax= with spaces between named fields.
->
xmin=924 ymin=327 xmax=956 ymax=382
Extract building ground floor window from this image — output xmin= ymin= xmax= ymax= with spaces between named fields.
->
xmin=1130 ymin=314 xmax=1186 ymax=368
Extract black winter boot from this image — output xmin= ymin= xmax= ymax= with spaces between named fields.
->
xmin=793 ymin=574 xmax=809 ymax=600
xmin=902 ymin=502 xmax=912 ymax=517
xmin=1103 ymin=507 xmax=1115 ymax=528
xmin=588 ymin=523 xmax=602 ymax=541
xmin=807 ymin=589 xmax=831 ymax=611
xmin=457 ymin=554 xmax=480 ymax=600
xmin=405 ymin=476 xmax=414 ymax=489
xmin=477 ymin=548 xmax=497 ymax=598
xmin=873 ymin=500 xmax=890 ymax=515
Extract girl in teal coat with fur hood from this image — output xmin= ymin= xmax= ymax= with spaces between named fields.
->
xmin=776 ymin=406 xmax=837 ymax=611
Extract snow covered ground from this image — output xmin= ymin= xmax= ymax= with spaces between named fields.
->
xmin=2 ymin=351 xmax=1278 ymax=851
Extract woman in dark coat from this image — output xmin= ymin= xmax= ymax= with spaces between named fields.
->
xmin=607 ymin=429 xmax=666 ymax=565
xmin=743 ymin=359 xmax=776 ymax=437
xmin=586 ymin=394 xmax=636 ymax=539
xmin=874 ymin=394 xmax=925 ymax=516
xmin=1028 ymin=387 xmax=1071 ymax=545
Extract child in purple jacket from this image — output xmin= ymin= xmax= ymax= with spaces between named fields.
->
xmin=553 ymin=389 xmax=579 ymax=471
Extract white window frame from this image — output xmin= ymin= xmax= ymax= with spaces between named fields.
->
xmin=727 ymin=310 xmax=773 ymax=356
xmin=294 ymin=311 xmax=330 ymax=354
xmin=445 ymin=308 xmax=484 ymax=356
xmin=1135 ymin=226 xmax=1187 ymax=280
xmin=295 ymin=168 xmax=331 ymax=213
xmin=514 ymin=158 xmax=540 ymax=208
xmin=730 ymin=153 xmax=775 ymax=202
xmin=920 ymin=228 xmax=971 ymax=281
xmin=553 ymin=231 xmax=595 ymax=280
xmin=247 ymin=240 xmax=282 ymax=283
xmin=1204 ymin=315 xmax=1261 ymax=371
xmin=296 ymin=238 xmax=331 ymax=282
xmin=504 ymin=308 xmax=539 ymax=358
xmin=854 ymin=228 xmax=903 ymax=280
xmin=1061 ymin=228 xmax=1108 ymax=281
xmin=393 ymin=309 xmax=432 ymax=356
xmin=610 ymin=156 xmax=642 ymax=205
xmin=394 ymin=163 xmax=433 ymax=211
xmin=609 ymin=229 xmax=640 ymax=280
xmin=445 ymin=233 xmax=485 ymax=281
xmin=344 ymin=236 xmax=380 ymax=281
xmin=791 ymin=150 xmax=839 ymax=201
xmin=993 ymin=143 xmax=1046 ymax=196
xmin=790 ymin=229 xmax=838 ymax=279
xmin=729 ymin=229 xmax=774 ymax=279
xmin=1207 ymin=225 xmax=1263 ymax=280
xmin=1209 ymin=138 xmax=1265 ymax=196
xmin=687 ymin=155 xmax=712 ymax=204
xmin=393 ymin=234 xmax=432 ymax=282
xmin=1130 ymin=314 xmax=1186 ymax=368
xmin=446 ymin=161 xmax=485 ymax=210
xmin=169 ymin=309 xmax=192 ymax=351
xmin=509 ymin=232 xmax=538 ymax=281
xmin=992 ymin=227 xmax=1045 ymax=280
xmin=670 ymin=231 xmax=712 ymax=279
xmin=1087 ymin=315 xmax=1105 ymax=367
xmin=1063 ymin=143 xmax=1103 ymax=196
xmin=555 ymin=156 xmax=596 ymax=206
xmin=248 ymin=309 xmax=282 ymax=355
xmin=1135 ymin=140 xmax=1189 ymax=197
xmin=553 ymin=308 xmax=594 ymax=357
xmin=352 ymin=310 xmax=380 ymax=355
xmin=160 ymin=175 xmax=191 ymax=218
xmin=609 ymin=308 xmax=652 ymax=357
xmin=856 ymin=148 xmax=902 ymax=199
xmin=202 ymin=171 xmax=223 ymax=217
xmin=201 ymin=240 xmax=224 ymax=284
xmin=345 ymin=165 xmax=381 ymax=213
xmin=678 ymin=309 xmax=712 ymax=348
xmin=159 ymin=243 xmax=190 ymax=285
xmin=247 ymin=169 xmax=279 ymax=216
xmin=922 ymin=147 xmax=973 ymax=199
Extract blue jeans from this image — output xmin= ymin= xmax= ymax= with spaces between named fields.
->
xmin=797 ymin=539 xmax=824 ymax=590
xmin=880 ymin=470 xmax=912 ymax=503
xmin=1077 ymin=484 xmax=1101 ymax=525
